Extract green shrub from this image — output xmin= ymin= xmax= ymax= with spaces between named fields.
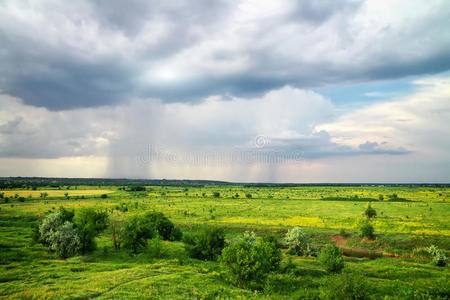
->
xmin=213 ymin=192 xmax=220 ymax=197
xmin=245 ymin=193 xmax=252 ymax=198
xmin=428 ymin=245 xmax=447 ymax=267
xmin=220 ymin=232 xmax=281 ymax=289
xmin=48 ymin=221 xmax=81 ymax=259
xmin=73 ymin=208 xmax=108 ymax=254
xmin=320 ymin=271 xmax=369 ymax=300
xmin=100 ymin=194 xmax=108 ymax=198
xmin=39 ymin=209 xmax=73 ymax=246
xmin=121 ymin=216 xmax=155 ymax=254
xmin=318 ymin=244 xmax=344 ymax=273
xmin=183 ymin=226 xmax=225 ymax=261
xmin=147 ymin=236 xmax=167 ymax=259
xmin=37 ymin=208 xmax=80 ymax=258
xmin=364 ymin=202 xmax=377 ymax=219
xmin=284 ymin=227 xmax=316 ymax=256
xmin=339 ymin=228 xmax=350 ymax=237
xmin=143 ymin=212 xmax=182 ymax=241
xmin=358 ymin=220 xmax=374 ymax=239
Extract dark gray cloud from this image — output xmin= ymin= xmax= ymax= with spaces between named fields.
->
xmin=0 ymin=0 xmax=449 ymax=110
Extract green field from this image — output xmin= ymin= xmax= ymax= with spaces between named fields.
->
xmin=0 ymin=185 xmax=449 ymax=299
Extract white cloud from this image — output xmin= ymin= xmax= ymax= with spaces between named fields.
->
xmin=317 ymin=76 xmax=450 ymax=157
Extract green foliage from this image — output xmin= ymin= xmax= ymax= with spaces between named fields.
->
xmin=320 ymin=271 xmax=369 ymax=300
xmin=100 ymin=194 xmax=108 ymax=198
xmin=183 ymin=226 xmax=225 ymax=261
xmin=73 ymin=208 xmax=108 ymax=254
xmin=213 ymin=192 xmax=220 ymax=197
xmin=48 ymin=221 xmax=81 ymax=259
xmin=58 ymin=207 xmax=75 ymax=223
xmin=128 ymin=186 xmax=146 ymax=191
xmin=339 ymin=228 xmax=350 ymax=237
xmin=364 ymin=202 xmax=377 ymax=219
xmin=245 ymin=193 xmax=252 ymax=198
xmin=318 ymin=244 xmax=344 ymax=273
xmin=147 ymin=236 xmax=167 ymax=259
xmin=37 ymin=209 xmax=80 ymax=258
xmin=39 ymin=210 xmax=70 ymax=246
xmin=428 ymin=245 xmax=447 ymax=267
xmin=143 ymin=212 xmax=182 ymax=241
xmin=121 ymin=216 xmax=155 ymax=254
xmin=358 ymin=220 xmax=375 ymax=239
xmin=284 ymin=227 xmax=317 ymax=256
xmin=220 ymin=232 xmax=282 ymax=289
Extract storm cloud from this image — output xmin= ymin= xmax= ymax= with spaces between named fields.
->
xmin=1 ymin=0 xmax=450 ymax=109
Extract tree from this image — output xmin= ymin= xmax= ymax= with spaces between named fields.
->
xmin=284 ymin=227 xmax=316 ymax=256
xmin=319 ymin=244 xmax=344 ymax=273
xmin=39 ymin=208 xmax=74 ymax=246
xmin=220 ymin=232 xmax=281 ymax=289
xmin=183 ymin=227 xmax=225 ymax=261
xmin=143 ymin=212 xmax=182 ymax=241
xmin=111 ymin=221 xmax=122 ymax=250
xmin=37 ymin=208 xmax=80 ymax=258
xmin=48 ymin=221 xmax=81 ymax=259
xmin=358 ymin=220 xmax=374 ymax=239
xmin=121 ymin=216 xmax=155 ymax=254
xmin=73 ymin=208 xmax=108 ymax=254
xmin=364 ymin=202 xmax=377 ymax=219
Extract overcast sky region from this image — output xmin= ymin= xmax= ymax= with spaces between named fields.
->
xmin=0 ymin=0 xmax=449 ymax=182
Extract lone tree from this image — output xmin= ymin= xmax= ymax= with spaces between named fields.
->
xmin=364 ymin=202 xmax=377 ymax=219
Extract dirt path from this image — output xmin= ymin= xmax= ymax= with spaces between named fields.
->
xmin=329 ymin=235 xmax=411 ymax=259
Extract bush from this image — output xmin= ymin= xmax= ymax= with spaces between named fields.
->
xmin=73 ymin=208 xmax=108 ymax=254
xmin=121 ymin=216 xmax=155 ymax=254
xmin=284 ymin=227 xmax=316 ymax=256
xmin=318 ymin=244 xmax=344 ymax=273
xmin=100 ymin=194 xmax=108 ymax=198
xmin=320 ymin=271 xmax=369 ymax=300
xmin=39 ymin=208 xmax=74 ymax=246
xmin=48 ymin=221 xmax=81 ymax=259
xmin=245 ymin=193 xmax=252 ymax=199
xmin=143 ymin=212 xmax=182 ymax=241
xmin=428 ymin=245 xmax=447 ymax=267
xmin=18 ymin=197 xmax=25 ymax=202
xmin=339 ymin=228 xmax=350 ymax=237
xmin=364 ymin=202 xmax=377 ymax=219
xmin=213 ymin=192 xmax=220 ymax=197
xmin=358 ymin=220 xmax=374 ymax=239
xmin=183 ymin=226 xmax=225 ymax=261
xmin=147 ymin=236 xmax=167 ymax=259
xmin=220 ymin=232 xmax=282 ymax=289
xmin=37 ymin=208 xmax=80 ymax=258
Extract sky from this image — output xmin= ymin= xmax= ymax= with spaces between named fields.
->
xmin=0 ymin=0 xmax=449 ymax=183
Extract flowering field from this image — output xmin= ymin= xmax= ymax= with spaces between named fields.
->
xmin=0 ymin=185 xmax=448 ymax=299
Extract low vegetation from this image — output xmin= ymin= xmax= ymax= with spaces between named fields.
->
xmin=0 ymin=182 xmax=448 ymax=298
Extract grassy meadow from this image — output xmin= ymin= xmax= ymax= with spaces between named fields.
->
xmin=0 ymin=185 xmax=449 ymax=299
